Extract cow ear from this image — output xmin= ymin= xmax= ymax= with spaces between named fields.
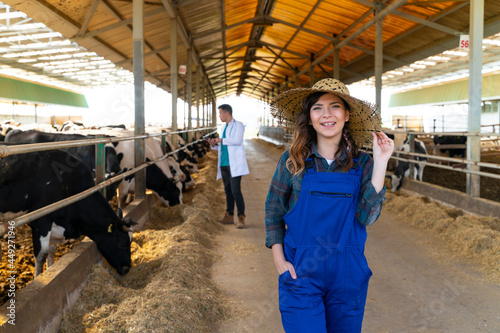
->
xmin=116 ymin=207 xmax=123 ymax=219
xmin=108 ymin=223 xmax=113 ymax=233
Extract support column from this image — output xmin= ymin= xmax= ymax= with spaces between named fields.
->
xmin=133 ymin=0 xmax=145 ymax=199
xmin=196 ymin=67 xmax=200 ymax=128
xmin=187 ymin=48 xmax=193 ymax=142
xmin=375 ymin=5 xmax=383 ymax=112
xmin=202 ymin=84 xmax=206 ymax=127
xmin=467 ymin=0 xmax=484 ymax=197
xmin=212 ymin=96 xmax=217 ymax=127
xmin=171 ymin=16 xmax=178 ymax=148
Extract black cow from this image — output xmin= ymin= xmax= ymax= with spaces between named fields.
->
xmin=389 ymin=139 xmax=428 ymax=192
xmin=5 ymin=130 xmax=122 ymax=201
xmin=0 ymin=150 xmax=135 ymax=276
xmin=433 ymin=135 xmax=467 ymax=158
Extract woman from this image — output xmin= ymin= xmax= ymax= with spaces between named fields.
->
xmin=265 ymin=78 xmax=394 ymax=333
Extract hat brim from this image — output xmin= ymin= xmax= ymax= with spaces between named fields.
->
xmin=270 ymin=87 xmax=382 ymax=145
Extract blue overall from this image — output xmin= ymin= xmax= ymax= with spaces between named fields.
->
xmin=279 ymin=158 xmax=372 ymax=333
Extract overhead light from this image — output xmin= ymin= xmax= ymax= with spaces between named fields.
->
xmin=18 ymin=58 xmax=37 ymax=63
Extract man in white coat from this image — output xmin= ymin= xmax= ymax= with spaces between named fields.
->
xmin=208 ymin=104 xmax=249 ymax=228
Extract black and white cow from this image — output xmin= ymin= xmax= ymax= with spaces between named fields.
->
xmin=5 ymin=130 xmax=122 ymax=201
xmin=0 ymin=120 xmax=18 ymax=138
xmin=61 ymin=120 xmax=85 ymax=131
xmin=112 ymin=137 xmax=183 ymax=208
xmin=177 ymin=149 xmax=199 ymax=173
xmin=0 ymin=150 xmax=135 ymax=276
xmin=433 ymin=135 xmax=467 ymax=158
xmin=389 ymin=139 xmax=428 ymax=192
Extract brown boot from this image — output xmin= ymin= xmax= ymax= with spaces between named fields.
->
xmin=236 ymin=214 xmax=245 ymax=229
xmin=219 ymin=212 xmax=234 ymax=224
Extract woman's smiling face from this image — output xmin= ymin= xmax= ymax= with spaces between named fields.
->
xmin=309 ymin=93 xmax=350 ymax=141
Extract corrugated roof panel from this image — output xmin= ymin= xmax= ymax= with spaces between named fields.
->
xmin=225 ymin=0 xmax=257 ymax=25
xmin=273 ymin=1 xmax=313 ymax=26
xmin=401 ymin=1 xmax=453 ymax=18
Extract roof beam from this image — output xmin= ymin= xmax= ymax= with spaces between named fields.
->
xmin=73 ymin=8 xmax=165 ymax=41
xmin=351 ymin=0 xmax=461 ymax=36
xmin=342 ymin=1 xmax=470 ymax=76
xmin=78 ymin=0 xmax=101 ymax=37
xmin=98 ymin=0 xmax=171 ymax=86
xmin=251 ymin=0 xmax=324 ymax=96
xmin=282 ymin=0 xmax=408 ymax=91
xmin=192 ymin=16 xmax=257 ymax=40
xmin=261 ymin=42 xmax=309 ymax=59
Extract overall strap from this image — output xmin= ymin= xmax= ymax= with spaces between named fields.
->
xmin=305 ymin=158 xmax=315 ymax=173
xmin=351 ymin=158 xmax=359 ymax=171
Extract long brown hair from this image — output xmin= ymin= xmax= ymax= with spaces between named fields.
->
xmin=286 ymin=91 xmax=359 ymax=175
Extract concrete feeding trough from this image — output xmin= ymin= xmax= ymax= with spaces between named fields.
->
xmin=0 ymin=197 xmax=150 ymax=333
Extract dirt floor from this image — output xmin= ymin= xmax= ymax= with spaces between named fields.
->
xmin=210 ymin=139 xmax=500 ymax=333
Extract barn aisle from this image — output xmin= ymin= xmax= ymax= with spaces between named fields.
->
xmin=211 ymin=139 xmax=285 ymax=332
xmin=210 ymin=139 xmax=500 ymax=333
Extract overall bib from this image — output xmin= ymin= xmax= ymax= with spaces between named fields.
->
xmin=279 ymin=158 xmax=372 ymax=333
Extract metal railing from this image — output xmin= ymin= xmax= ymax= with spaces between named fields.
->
xmin=0 ymin=127 xmax=216 ymax=236
xmin=366 ymin=129 xmax=500 ymax=196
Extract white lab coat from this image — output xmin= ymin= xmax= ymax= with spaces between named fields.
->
xmin=212 ymin=119 xmax=249 ymax=180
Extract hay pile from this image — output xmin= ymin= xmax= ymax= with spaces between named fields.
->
xmin=61 ymin=153 xmax=231 ymax=332
xmin=384 ymin=192 xmax=500 ymax=282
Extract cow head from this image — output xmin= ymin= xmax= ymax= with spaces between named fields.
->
xmin=390 ymin=174 xmax=404 ymax=192
xmin=145 ymin=164 xmax=182 ymax=207
xmin=95 ymin=216 xmax=136 ymax=275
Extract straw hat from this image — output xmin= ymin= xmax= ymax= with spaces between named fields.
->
xmin=270 ymin=78 xmax=382 ymax=145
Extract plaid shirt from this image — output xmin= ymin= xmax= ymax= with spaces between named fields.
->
xmin=265 ymin=144 xmax=386 ymax=248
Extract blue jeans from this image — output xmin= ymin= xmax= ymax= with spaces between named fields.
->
xmin=221 ymin=166 xmax=245 ymax=216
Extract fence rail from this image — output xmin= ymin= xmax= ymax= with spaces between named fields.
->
xmin=0 ymin=127 xmax=215 ymax=158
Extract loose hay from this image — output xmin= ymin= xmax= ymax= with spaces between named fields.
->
xmin=384 ymin=192 xmax=500 ymax=282
xmin=61 ymin=153 xmax=232 ymax=332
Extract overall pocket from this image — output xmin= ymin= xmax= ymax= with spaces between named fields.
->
xmin=340 ymin=249 xmax=372 ymax=315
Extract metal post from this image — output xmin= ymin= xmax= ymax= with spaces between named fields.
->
xmin=133 ymin=0 xmax=145 ymax=200
xmin=212 ymin=96 xmax=217 ymax=127
xmin=408 ymin=133 xmax=415 ymax=180
xmin=203 ymin=84 xmax=206 ymax=127
xmin=171 ymin=16 xmax=178 ymax=149
xmin=466 ymin=0 xmax=484 ymax=197
xmin=187 ymin=48 xmax=193 ymax=142
xmin=375 ymin=3 xmax=383 ymax=112
xmin=95 ymin=135 xmax=106 ymax=198
xmin=196 ymin=66 xmax=200 ymax=128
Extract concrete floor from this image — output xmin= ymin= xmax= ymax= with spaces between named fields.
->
xmin=211 ymin=139 xmax=500 ymax=333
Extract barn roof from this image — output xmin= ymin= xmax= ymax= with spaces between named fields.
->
xmin=0 ymin=0 xmax=499 ymax=101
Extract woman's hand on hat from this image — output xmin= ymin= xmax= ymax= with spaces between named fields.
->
xmin=372 ymin=131 xmax=394 ymax=163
